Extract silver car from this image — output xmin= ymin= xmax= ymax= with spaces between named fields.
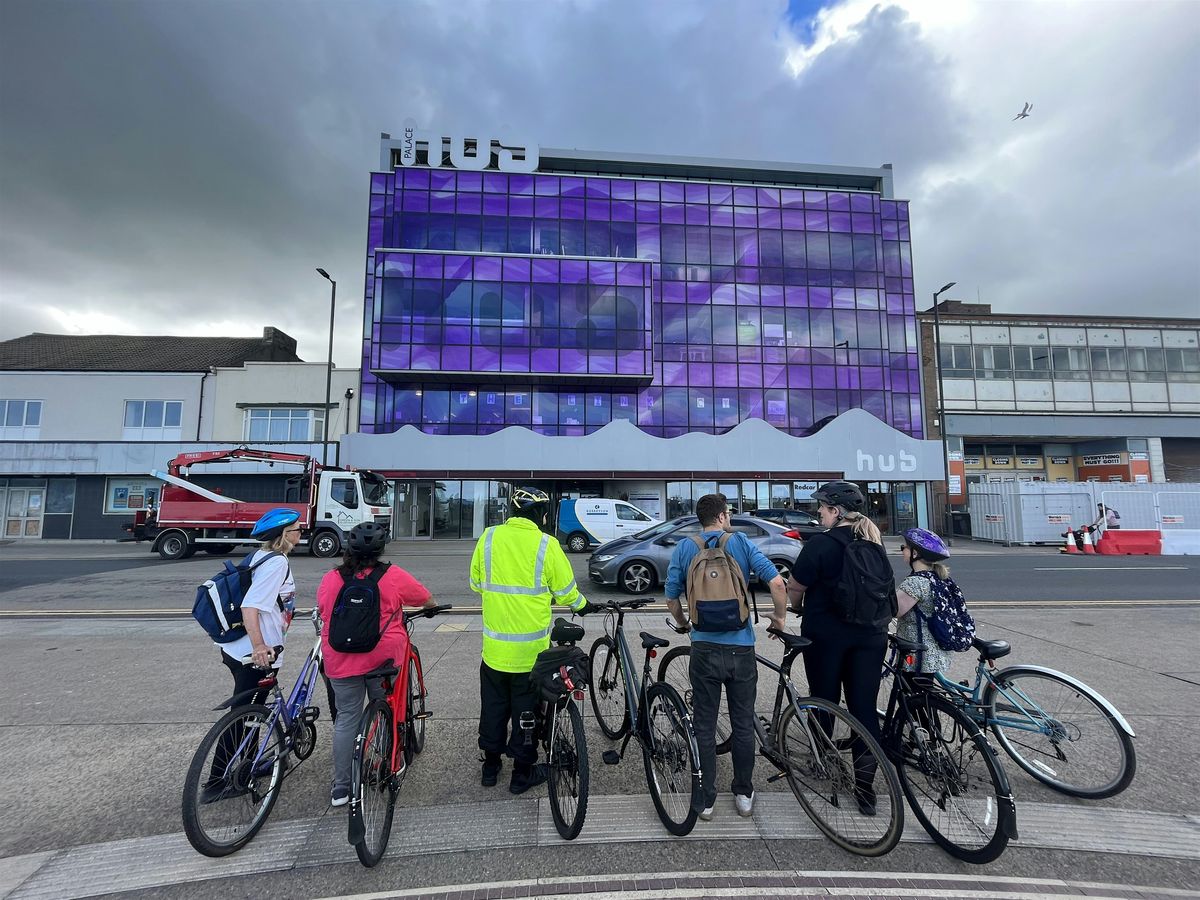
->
xmin=587 ymin=514 xmax=803 ymax=595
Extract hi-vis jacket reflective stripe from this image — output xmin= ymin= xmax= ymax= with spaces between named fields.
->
xmin=470 ymin=516 xmax=586 ymax=673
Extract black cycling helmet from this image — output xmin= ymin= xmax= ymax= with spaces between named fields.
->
xmin=509 ymin=486 xmax=550 ymax=520
xmin=347 ymin=521 xmax=389 ymax=556
xmin=903 ymin=527 xmax=950 ymax=562
xmin=250 ymin=507 xmax=301 ymax=541
xmin=810 ymin=480 xmax=866 ymax=514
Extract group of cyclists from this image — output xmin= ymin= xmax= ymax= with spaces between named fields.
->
xmin=217 ymin=480 xmax=958 ymax=822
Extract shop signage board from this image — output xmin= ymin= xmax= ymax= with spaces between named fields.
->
xmin=1049 ymin=456 xmax=1071 ymax=465
xmin=1081 ymin=454 xmax=1123 ymax=466
xmin=989 ymin=456 xmax=1012 ymax=466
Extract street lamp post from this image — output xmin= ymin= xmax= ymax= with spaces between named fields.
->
xmin=316 ymin=268 xmax=336 ymax=467
xmin=931 ymin=281 xmax=956 ymax=544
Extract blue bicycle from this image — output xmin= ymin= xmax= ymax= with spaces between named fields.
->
xmin=182 ymin=610 xmax=325 ymax=856
xmin=927 ymin=636 xmax=1136 ymax=799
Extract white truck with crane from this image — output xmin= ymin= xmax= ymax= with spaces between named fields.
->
xmin=123 ymin=447 xmax=392 ymax=560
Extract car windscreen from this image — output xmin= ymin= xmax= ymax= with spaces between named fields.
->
xmin=632 ymin=518 xmax=687 ymax=540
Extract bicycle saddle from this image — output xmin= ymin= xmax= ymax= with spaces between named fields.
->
xmin=766 ymin=627 xmax=811 ymax=650
xmin=363 ymin=658 xmax=399 ymax=679
xmin=551 ymin=618 xmax=585 ymax=645
xmin=972 ymin=637 xmax=1011 ymax=661
xmin=888 ymin=633 xmax=923 ymax=655
xmin=640 ymin=631 xmax=670 ymax=650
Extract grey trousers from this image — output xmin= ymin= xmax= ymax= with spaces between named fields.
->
xmin=329 ymin=675 xmax=386 ymax=793
xmin=690 ymin=641 xmax=757 ymax=809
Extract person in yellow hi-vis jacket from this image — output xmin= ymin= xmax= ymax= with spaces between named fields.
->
xmin=470 ymin=487 xmax=593 ymax=794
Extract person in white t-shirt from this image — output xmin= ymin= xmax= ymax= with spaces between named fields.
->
xmin=218 ymin=507 xmax=302 ymax=705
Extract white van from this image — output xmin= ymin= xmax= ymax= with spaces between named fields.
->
xmin=557 ymin=498 xmax=660 ymax=552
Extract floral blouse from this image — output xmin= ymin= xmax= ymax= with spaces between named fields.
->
xmin=895 ymin=573 xmax=952 ymax=674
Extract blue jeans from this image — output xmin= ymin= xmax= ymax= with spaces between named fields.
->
xmin=690 ymin=641 xmax=757 ymax=809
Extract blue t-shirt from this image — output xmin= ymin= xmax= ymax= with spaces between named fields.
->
xmin=665 ymin=530 xmax=778 ymax=647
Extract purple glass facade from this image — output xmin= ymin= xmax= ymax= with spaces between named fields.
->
xmin=360 ymin=165 xmax=923 ymax=439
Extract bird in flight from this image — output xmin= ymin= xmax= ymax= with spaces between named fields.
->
xmin=1013 ymin=101 xmax=1033 ymax=120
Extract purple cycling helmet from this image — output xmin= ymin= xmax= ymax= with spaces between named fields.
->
xmin=903 ymin=527 xmax=950 ymax=562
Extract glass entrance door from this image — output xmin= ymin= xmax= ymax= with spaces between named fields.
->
xmin=393 ymin=481 xmax=433 ymax=539
xmin=3 ymin=486 xmax=45 ymax=537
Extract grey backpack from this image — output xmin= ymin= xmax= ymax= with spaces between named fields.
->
xmin=685 ymin=533 xmax=751 ymax=632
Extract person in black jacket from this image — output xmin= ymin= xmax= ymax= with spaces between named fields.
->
xmin=786 ymin=480 xmax=888 ymax=815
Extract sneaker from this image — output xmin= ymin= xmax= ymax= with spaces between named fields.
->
xmin=509 ymin=764 xmax=548 ymax=795
xmin=734 ymin=792 xmax=755 ymax=818
xmin=330 ymin=787 xmax=350 ymax=807
xmin=698 ymin=806 xmax=715 ymax=821
xmin=481 ymin=753 xmax=502 ymax=788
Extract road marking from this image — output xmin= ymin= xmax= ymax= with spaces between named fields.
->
xmin=1035 ymin=566 xmax=1188 ymax=571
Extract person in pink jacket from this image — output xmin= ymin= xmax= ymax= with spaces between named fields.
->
xmin=318 ymin=522 xmax=437 ymax=807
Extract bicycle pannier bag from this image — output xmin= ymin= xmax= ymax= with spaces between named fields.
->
xmin=327 ymin=563 xmax=393 ymax=653
xmin=529 ymin=646 xmax=591 ymax=701
xmin=192 ymin=551 xmax=282 ymax=643
xmin=910 ymin=571 xmax=976 ymax=652
xmin=685 ymin=533 xmax=751 ymax=632
xmin=828 ymin=529 xmax=897 ymax=628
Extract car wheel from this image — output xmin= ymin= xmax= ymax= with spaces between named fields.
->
xmin=619 ymin=561 xmax=655 ymax=595
xmin=771 ymin=558 xmax=793 ymax=582
xmin=566 ymin=532 xmax=590 ymax=553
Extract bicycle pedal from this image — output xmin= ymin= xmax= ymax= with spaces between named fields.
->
xmin=766 ymin=770 xmax=787 ymax=784
xmin=602 ymin=750 xmax=621 ymax=766
xmin=415 ymin=711 xmax=433 ymax=720
xmin=302 ymin=706 xmax=321 ymax=722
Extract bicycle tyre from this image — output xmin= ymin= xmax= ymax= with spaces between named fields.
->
xmin=640 ymin=681 xmax=701 ymax=836
xmin=984 ymin=666 xmax=1135 ymax=799
xmin=777 ymin=697 xmax=903 ymax=857
xmin=182 ymin=704 xmax=286 ymax=857
xmin=351 ymin=699 xmax=397 ymax=868
xmin=546 ymin=699 xmax=590 ymax=840
xmin=892 ymin=692 xmax=1013 ymax=864
xmin=589 ymin=636 xmax=629 ymax=739
xmin=657 ymin=645 xmax=733 ymax=755
xmin=406 ymin=650 xmax=426 ymax=764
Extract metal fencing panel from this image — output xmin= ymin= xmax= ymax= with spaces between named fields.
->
xmin=1018 ymin=491 xmax=1094 ymax=544
xmin=966 ymin=488 xmax=1012 ymax=543
xmin=1156 ymin=491 xmax=1200 ymax=530
xmin=1099 ymin=488 xmax=1157 ymax=531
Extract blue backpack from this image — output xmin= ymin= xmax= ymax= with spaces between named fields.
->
xmin=193 ymin=551 xmax=282 ymax=643
xmin=910 ymin=571 xmax=975 ymax=652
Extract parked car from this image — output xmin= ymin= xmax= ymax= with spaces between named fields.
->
xmin=588 ymin=514 xmax=804 ymax=595
xmin=749 ymin=507 xmax=826 ymax=540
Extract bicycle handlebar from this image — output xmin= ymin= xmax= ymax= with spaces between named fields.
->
xmin=665 ymin=617 xmax=690 ymax=635
xmin=600 ymin=598 xmax=653 ymax=611
xmin=416 ymin=603 xmax=453 ymax=618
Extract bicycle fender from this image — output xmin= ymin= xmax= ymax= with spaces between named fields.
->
xmin=214 ymin=686 xmax=264 ymax=711
xmin=992 ymin=664 xmax=1135 ymax=738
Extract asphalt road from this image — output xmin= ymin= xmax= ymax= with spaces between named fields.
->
xmin=0 ymin=539 xmax=1197 ymax=612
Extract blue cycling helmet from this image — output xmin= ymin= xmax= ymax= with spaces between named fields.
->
xmin=251 ymin=507 xmax=301 ymax=541
xmin=903 ymin=527 xmax=950 ymax=562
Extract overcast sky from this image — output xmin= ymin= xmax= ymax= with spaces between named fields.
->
xmin=1 ymin=0 xmax=1197 ymax=367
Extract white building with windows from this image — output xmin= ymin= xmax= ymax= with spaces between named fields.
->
xmin=0 ymin=329 xmax=358 ymax=539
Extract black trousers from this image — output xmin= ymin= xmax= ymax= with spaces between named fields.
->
xmin=800 ymin=615 xmax=887 ymax=787
xmin=478 ymin=661 xmax=538 ymax=767
xmin=212 ymin=653 xmax=277 ymax=785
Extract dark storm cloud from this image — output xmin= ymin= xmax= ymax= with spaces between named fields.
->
xmin=1 ymin=0 xmax=1197 ymax=368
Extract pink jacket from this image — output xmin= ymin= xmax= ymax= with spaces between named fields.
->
xmin=318 ymin=565 xmax=432 ymax=679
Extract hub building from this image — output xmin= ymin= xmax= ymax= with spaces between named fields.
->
xmin=343 ymin=132 xmax=945 ymax=541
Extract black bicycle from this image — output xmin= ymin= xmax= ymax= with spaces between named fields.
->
xmin=659 ymin=621 xmax=903 ymax=857
xmin=878 ymin=633 xmax=1018 ymax=864
xmin=588 ymin=598 xmax=702 ymax=835
xmin=522 ymin=617 xmax=591 ymax=841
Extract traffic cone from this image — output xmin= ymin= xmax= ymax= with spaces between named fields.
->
xmin=1080 ymin=525 xmax=1096 ymax=554
xmin=1060 ymin=525 xmax=1079 ymax=554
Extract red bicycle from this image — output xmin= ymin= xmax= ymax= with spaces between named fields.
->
xmin=347 ymin=603 xmax=451 ymax=867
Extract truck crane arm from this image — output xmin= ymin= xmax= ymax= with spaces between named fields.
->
xmin=167 ymin=447 xmax=317 ymax=477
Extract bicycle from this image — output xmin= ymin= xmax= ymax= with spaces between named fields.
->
xmin=878 ymin=633 xmax=1017 ymax=864
xmin=521 ymin=617 xmax=591 ymax=841
xmin=658 ymin=619 xmax=903 ymax=857
xmin=588 ymin=598 xmax=702 ymax=835
xmin=349 ymin=603 xmax=452 ymax=867
xmin=182 ymin=609 xmax=324 ymax=857
xmin=929 ymin=636 xmax=1136 ymax=799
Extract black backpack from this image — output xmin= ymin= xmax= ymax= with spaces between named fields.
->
xmin=828 ymin=529 xmax=896 ymax=628
xmin=327 ymin=563 xmax=393 ymax=653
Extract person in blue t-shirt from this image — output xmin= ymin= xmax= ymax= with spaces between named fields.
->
xmin=665 ymin=493 xmax=788 ymax=822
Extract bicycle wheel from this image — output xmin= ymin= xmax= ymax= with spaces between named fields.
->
xmin=893 ymin=692 xmax=1014 ymax=864
xmin=351 ymin=699 xmax=397 ymax=868
xmin=640 ymin=682 xmax=701 ymax=836
xmin=589 ymin=636 xmax=629 ymax=739
xmin=777 ymin=697 xmax=903 ymax=857
xmin=405 ymin=651 xmax=426 ymax=764
xmin=546 ymin=699 xmax=590 ymax=840
xmin=657 ymin=645 xmax=732 ymax=755
xmin=182 ymin=704 xmax=286 ymax=857
xmin=984 ymin=667 xmax=1135 ymax=799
